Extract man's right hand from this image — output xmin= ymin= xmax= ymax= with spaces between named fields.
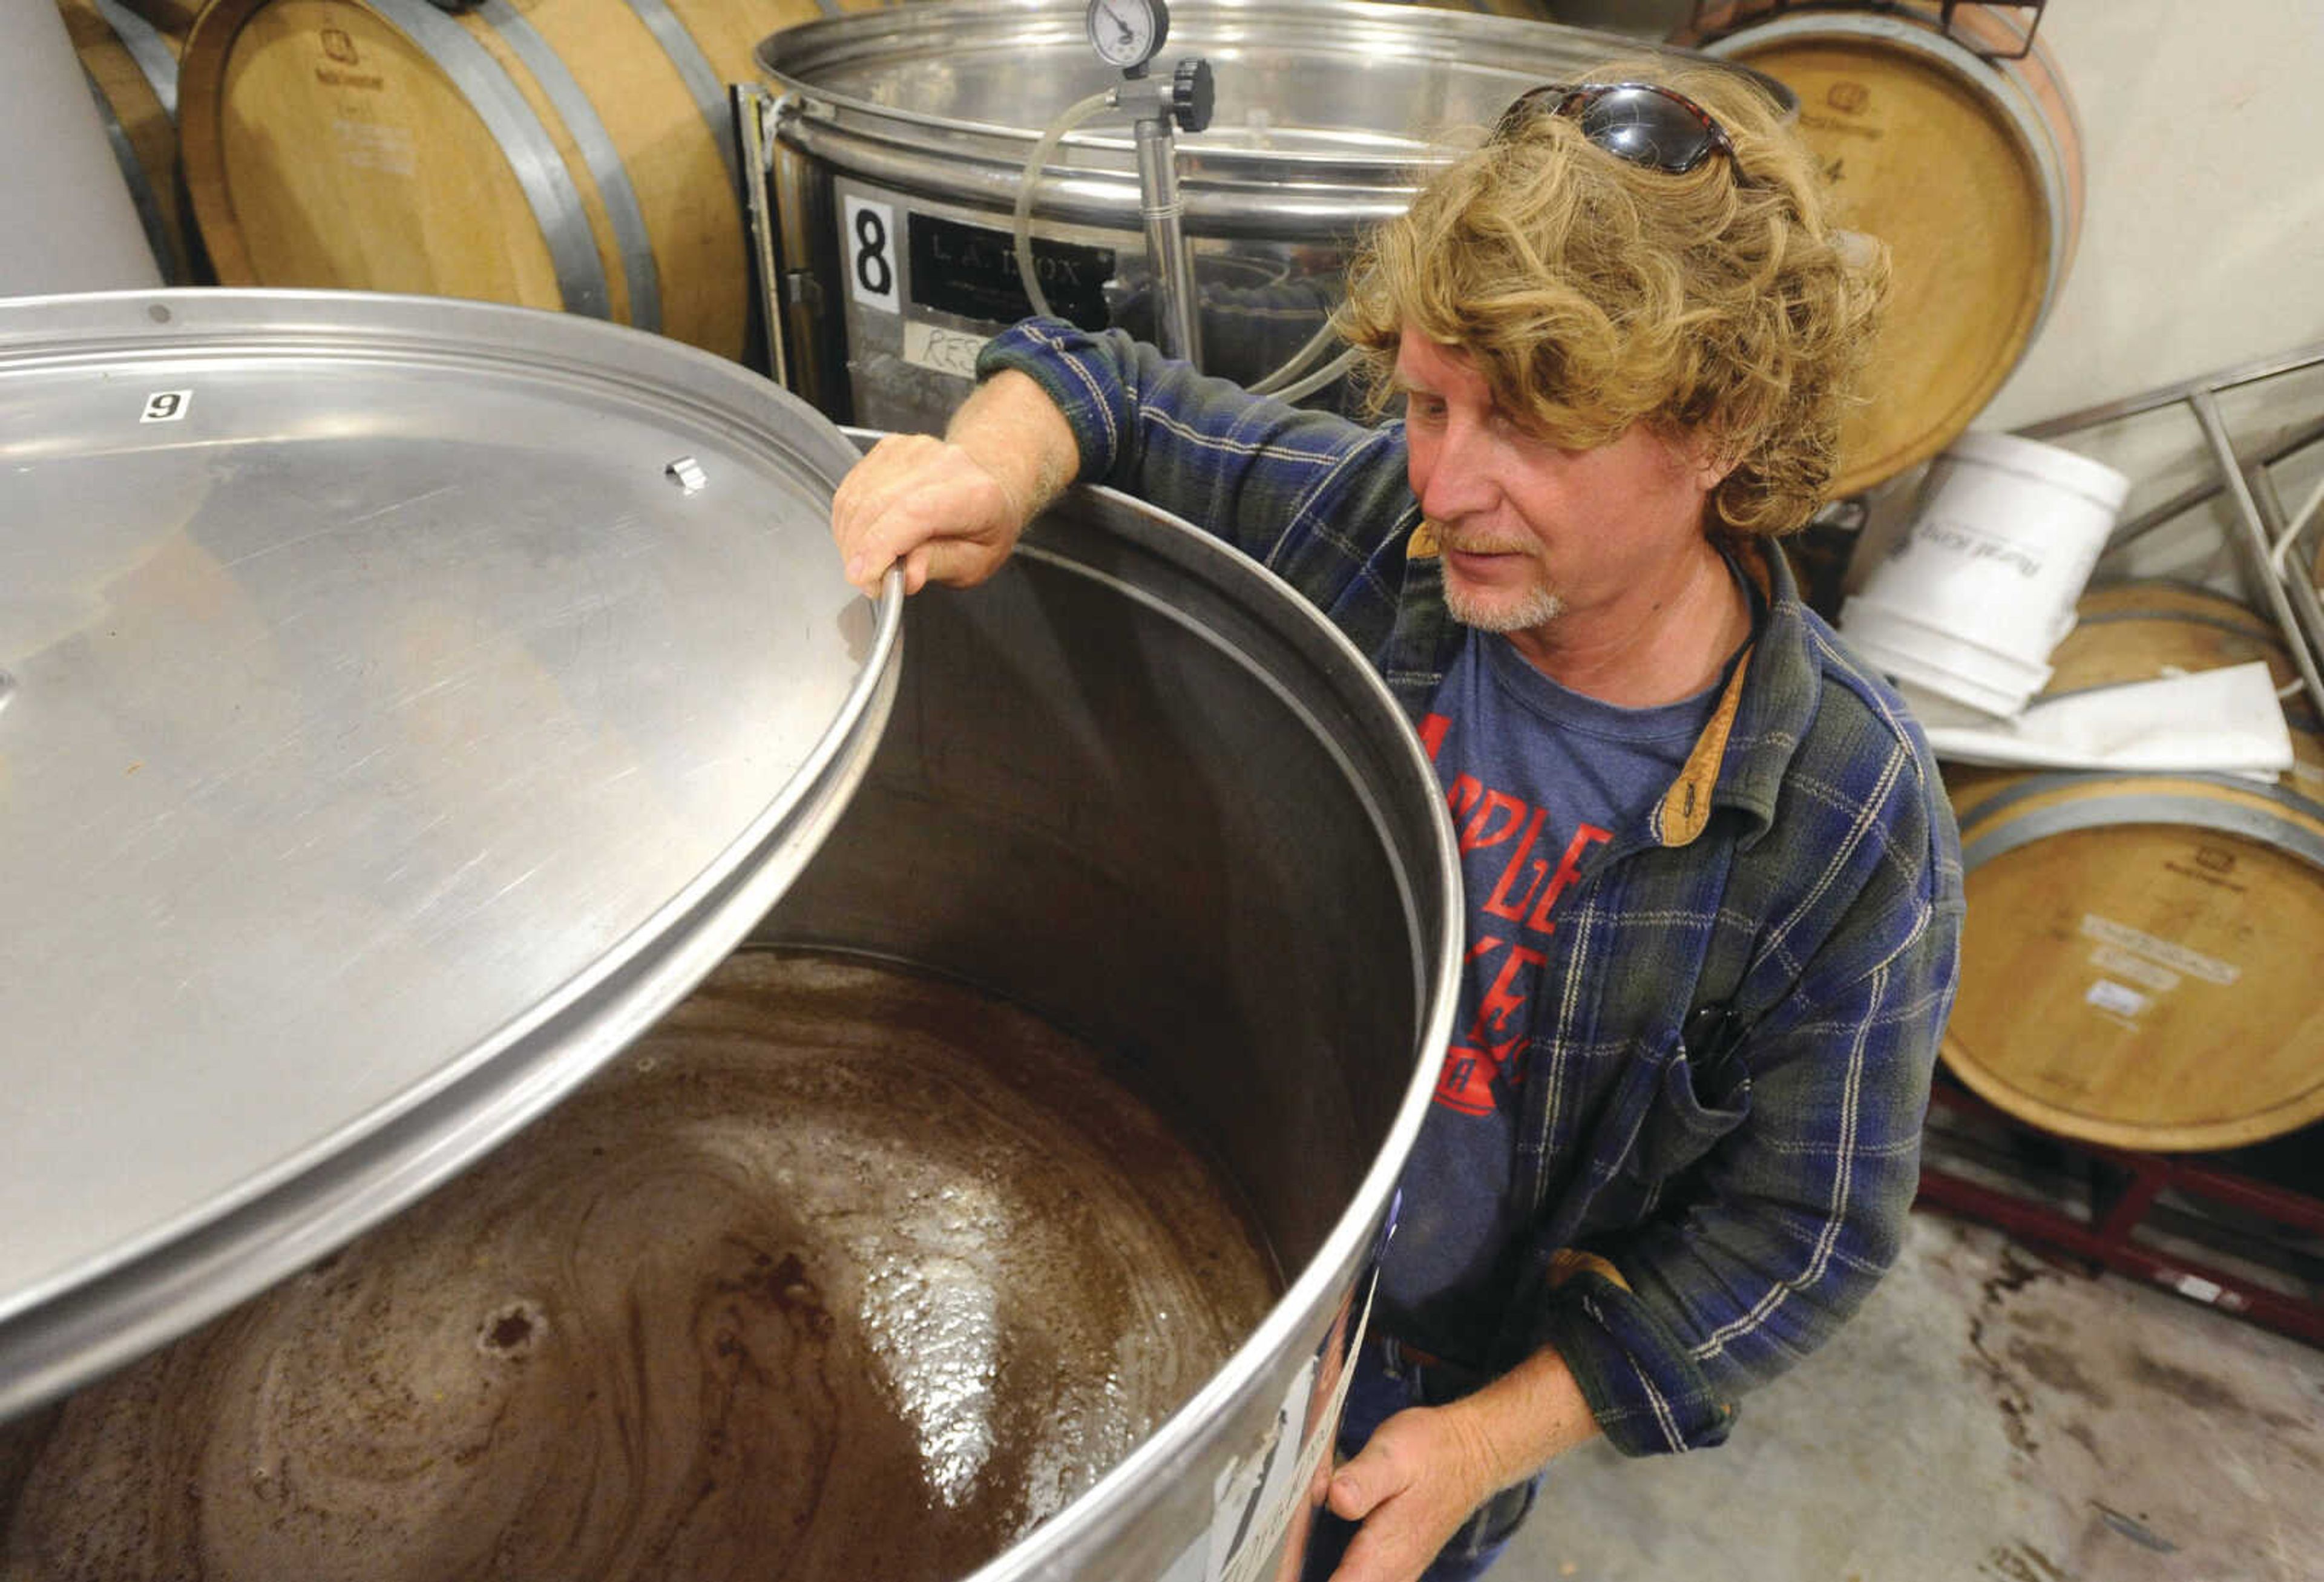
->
xmin=830 ymin=432 xmax=1029 ymax=597
xmin=828 ymin=367 xmax=1082 ymax=598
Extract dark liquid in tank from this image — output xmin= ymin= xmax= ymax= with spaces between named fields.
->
xmin=1 ymin=950 xmax=1279 ymax=1581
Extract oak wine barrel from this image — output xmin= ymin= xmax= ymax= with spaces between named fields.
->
xmin=2044 ymin=580 xmax=2324 ymax=799
xmin=108 ymin=0 xmax=205 ymax=30
xmin=1691 ymin=1 xmax=2083 ymax=498
xmin=177 ymin=0 xmax=886 ymax=359
xmin=1940 ymin=582 xmax=2324 ymax=1152
xmin=2071 ymin=579 xmax=2283 ymax=641
xmin=1943 ymin=773 xmax=2324 ymax=1152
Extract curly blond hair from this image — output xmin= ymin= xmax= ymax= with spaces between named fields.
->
xmin=1335 ymin=59 xmax=1887 ymax=538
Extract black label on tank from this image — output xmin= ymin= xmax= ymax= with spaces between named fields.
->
xmin=908 ymin=214 xmax=1115 ymax=332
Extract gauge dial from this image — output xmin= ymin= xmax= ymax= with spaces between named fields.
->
xmin=1086 ymin=0 xmax=1168 ymax=71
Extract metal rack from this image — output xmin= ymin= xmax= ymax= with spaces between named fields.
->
xmin=2015 ymin=340 xmax=2324 ymax=722
xmin=1918 ymin=1080 xmax=2324 ymax=1348
xmin=1908 ymin=343 xmax=2324 ymax=1353
xmin=1682 ymin=0 xmax=2049 ymax=59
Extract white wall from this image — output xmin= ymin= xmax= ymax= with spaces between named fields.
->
xmin=0 ymin=0 xmax=160 ymax=295
xmin=1980 ymin=0 xmax=2324 ymax=434
xmin=1967 ymin=1 xmax=2324 ymax=589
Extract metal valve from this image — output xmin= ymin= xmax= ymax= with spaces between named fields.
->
xmin=1171 ymin=57 xmax=1214 ymax=135
xmin=1079 ymin=0 xmax=1209 ymax=367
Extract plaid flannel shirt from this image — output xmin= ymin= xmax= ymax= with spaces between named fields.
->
xmin=980 ymin=319 xmax=1965 ymax=1456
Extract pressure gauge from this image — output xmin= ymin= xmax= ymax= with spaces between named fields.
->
xmin=1086 ymin=0 xmax=1169 ymax=74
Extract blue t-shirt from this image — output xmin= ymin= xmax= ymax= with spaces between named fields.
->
xmin=1376 ymin=628 xmax=1726 ymax=1366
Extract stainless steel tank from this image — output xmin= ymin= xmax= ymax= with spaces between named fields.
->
xmin=750 ymin=0 xmax=1788 ymax=433
xmin=0 ymin=287 xmax=1460 ymax=1580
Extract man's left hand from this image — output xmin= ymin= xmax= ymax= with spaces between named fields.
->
xmin=1319 ymin=1404 xmax=1501 ymax=1582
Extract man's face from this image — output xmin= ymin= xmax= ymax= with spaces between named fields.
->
xmin=1396 ymin=330 xmax=1721 ymax=639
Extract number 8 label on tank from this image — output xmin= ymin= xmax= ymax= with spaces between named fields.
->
xmin=844 ymin=196 xmax=901 ymax=313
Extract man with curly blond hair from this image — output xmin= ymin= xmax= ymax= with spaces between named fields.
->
xmin=833 ymin=61 xmax=1962 ymax=1582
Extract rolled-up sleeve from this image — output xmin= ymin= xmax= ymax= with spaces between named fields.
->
xmin=974 ymin=318 xmax=1411 ymax=576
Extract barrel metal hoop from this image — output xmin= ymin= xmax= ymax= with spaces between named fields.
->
xmin=79 ymin=65 xmax=182 ymax=283
xmin=622 ymin=0 xmax=744 ymax=200
xmin=476 ymin=0 xmax=658 ymax=332
xmin=90 ymin=0 xmax=180 ymax=117
xmin=1961 ymin=781 xmax=2324 ymax=874
xmin=2073 ymin=608 xmax=2274 ymax=641
xmin=370 ymin=0 xmax=611 ymax=320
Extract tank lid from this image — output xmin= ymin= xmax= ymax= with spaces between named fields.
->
xmin=0 ymin=289 xmax=897 ymax=1417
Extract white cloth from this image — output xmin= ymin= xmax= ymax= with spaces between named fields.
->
xmin=1911 ymin=661 xmax=2296 ymax=776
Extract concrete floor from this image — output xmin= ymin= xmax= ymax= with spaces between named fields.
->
xmin=1506 ymin=1212 xmax=2324 ymax=1582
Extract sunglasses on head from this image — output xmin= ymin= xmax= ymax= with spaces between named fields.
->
xmin=1494 ymin=81 xmax=1750 ymax=183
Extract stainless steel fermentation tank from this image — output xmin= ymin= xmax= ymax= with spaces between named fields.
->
xmin=750 ymin=0 xmax=1784 ymax=434
xmin=757 ymin=474 xmax=1463 ymax=1577
xmin=0 ymin=289 xmax=1460 ymax=1580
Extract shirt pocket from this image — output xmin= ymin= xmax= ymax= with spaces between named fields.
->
xmin=1627 ymin=1033 xmax=1753 ymax=1187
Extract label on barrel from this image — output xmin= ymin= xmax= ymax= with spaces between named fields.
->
xmin=2080 ymin=913 xmax=2240 ymax=985
xmin=2084 ymin=978 xmax=2149 ymax=1020
xmin=140 ymin=390 xmax=191 ymax=423
xmin=2088 ymin=943 xmax=2181 ymax=994
xmin=843 ymin=196 xmax=901 ymax=313
xmin=333 ymin=118 xmax=416 ymax=178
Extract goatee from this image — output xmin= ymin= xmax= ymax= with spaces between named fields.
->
xmin=1445 ymin=581 xmax=1563 ymax=634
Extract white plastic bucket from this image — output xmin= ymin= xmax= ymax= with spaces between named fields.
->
xmin=1842 ymin=430 xmax=2130 ymax=715
xmin=1837 ymin=597 xmax=2053 ymax=717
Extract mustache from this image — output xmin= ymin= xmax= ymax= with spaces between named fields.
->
xmin=1441 ymin=534 xmax=1535 ymax=557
